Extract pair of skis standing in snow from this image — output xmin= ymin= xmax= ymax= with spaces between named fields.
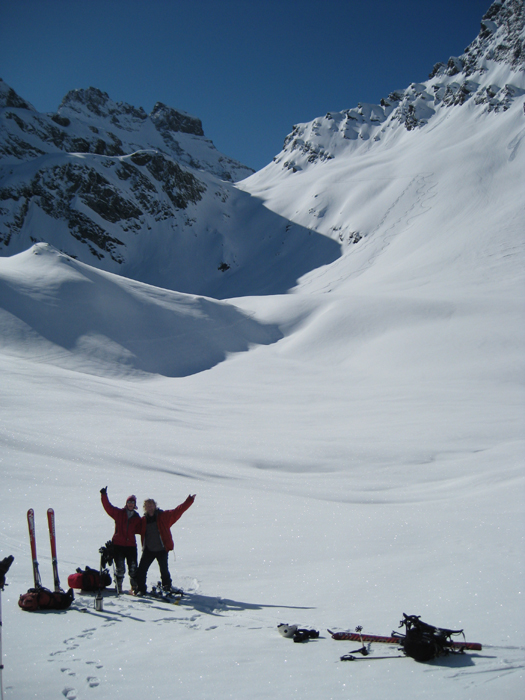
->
xmin=18 ymin=508 xmax=74 ymax=611
xmin=100 ymin=488 xmax=196 ymax=598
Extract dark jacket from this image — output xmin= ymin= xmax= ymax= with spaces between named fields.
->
xmin=102 ymin=492 xmax=141 ymax=547
xmin=139 ymin=496 xmax=194 ymax=552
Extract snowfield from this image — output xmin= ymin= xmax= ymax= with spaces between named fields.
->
xmin=1 ymin=3 xmax=525 ymax=698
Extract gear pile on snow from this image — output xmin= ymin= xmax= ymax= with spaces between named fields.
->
xmin=67 ymin=566 xmax=112 ymax=592
xmin=18 ymin=587 xmax=74 ymax=612
xmin=396 ymin=613 xmax=468 ymax=662
xmin=277 ymin=624 xmax=320 ymax=643
xmin=19 ymin=509 xmax=74 ymax=612
xmin=329 ymin=614 xmax=481 ymax=662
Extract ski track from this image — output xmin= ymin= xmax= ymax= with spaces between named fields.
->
xmin=297 ymin=171 xmax=438 ymax=293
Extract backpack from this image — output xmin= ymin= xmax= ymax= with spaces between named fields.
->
xmin=67 ymin=566 xmax=112 ymax=591
xmin=397 ymin=613 xmax=465 ymax=661
xmin=19 ymin=587 xmax=74 ymax=612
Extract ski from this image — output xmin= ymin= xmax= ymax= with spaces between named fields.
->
xmin=26 ymin=509 xmax=42 ymax=589
xmin=341 ymin=654 xmax=406 ymax=661
xmin=47 ymin=508 xmax=61 ymax=592
xmin=150 ymin=581 xmax=184 ymax=604
xmin=328 ymin=630 xmax=482 ymax=651
xmin=127 ymin=585 xmax=184 ymax=605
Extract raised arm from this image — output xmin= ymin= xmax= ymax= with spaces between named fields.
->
xmin=100 ymin=487 xmax=118 ymax=519
xmin=165 ymin=494 xmax=195 ymax=526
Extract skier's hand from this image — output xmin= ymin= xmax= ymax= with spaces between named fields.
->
xmin=100 ymin=486 xmax=107 ymax=495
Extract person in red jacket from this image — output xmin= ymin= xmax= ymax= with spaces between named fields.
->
xmin=134 ymin=494 xmax=195 ymax=595
xmin=100 ymin=487 xmax=142 ymax=593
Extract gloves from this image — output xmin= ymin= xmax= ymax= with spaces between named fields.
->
xmin=100 ymin=486 xmax=107 ymax=495
xmin=0 ymin=555 xmax=14 ymax=589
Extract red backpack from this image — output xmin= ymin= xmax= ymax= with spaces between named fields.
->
xmin=19 ymin=587 xmax=74 ymax=612
xmin=67 ymin=566 xmax=112 ymax=591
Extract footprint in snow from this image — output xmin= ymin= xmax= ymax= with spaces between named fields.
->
xmin=62 ymin=688 xmax=77 ymax=699
xmin=78 ymin=628 xmax=96 ymax=638
xmin=87 ymin=676 xmax=100 ymax=687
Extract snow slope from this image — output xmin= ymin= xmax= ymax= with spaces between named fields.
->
xmin=0 ymin=243 xmax=282 ymax=377
xmin=0 ymin=1 xmax=524 ymax=699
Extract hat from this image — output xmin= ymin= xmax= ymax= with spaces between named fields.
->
xmin=126 ymin=495 xmax=137 ymax=503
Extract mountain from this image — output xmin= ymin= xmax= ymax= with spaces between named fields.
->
xmin=1 ymin=4 xmax=524 ymax=700
xmin=0 ymin=82 xmax=339 ymax=297
xmin=1 ymin=2 xmax=522 ymax=301
xmin=240 ymin=0 xmax=524 ymax=289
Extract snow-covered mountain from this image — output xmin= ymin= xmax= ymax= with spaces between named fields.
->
xmin=1 ymin=1 xmax=523 ymax=300
xmin=0 ymin=82 xmax=339 ymax=296
xmin=240 ymin=0 xmax=524 ymax=259
xmin=1 ymin=3 xmax=524 ymax=700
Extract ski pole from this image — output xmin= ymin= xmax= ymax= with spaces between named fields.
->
xmin=0 ymin=555 xmax=15 ymax=700
xmin=0 ymin=587 xmax=4 ymax=700
xmin=95 ymin=552 xmax=104 ymax=611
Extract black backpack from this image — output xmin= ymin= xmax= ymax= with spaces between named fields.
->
xmin=396 ymin=613 xmax=465 ymax=661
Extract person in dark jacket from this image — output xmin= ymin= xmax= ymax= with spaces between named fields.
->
xmin=134 ymin=494 xmax=195 ymax=595
xmin=101 ymin=487 xmax=142 ymax=593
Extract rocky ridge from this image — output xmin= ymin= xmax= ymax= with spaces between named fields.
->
xmin=275 ymin=0 xmax=524 ymax=173
xmin=0 ymin=81 xmax=340 ymax=297
xmin=0 ymin=82 xmax=256 ymax=281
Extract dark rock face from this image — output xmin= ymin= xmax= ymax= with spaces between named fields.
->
xmin=0 ymin=82 xmax=33 ymax=110
xmin=0 ymin=78 xmax=254 ymax=275
xmin=150 ymin=102 xmax=205 ymax=136
xmin=0 ymin=149 xmax=206 ymax=263
xmin=59 ymin=86 xmax=148 ymax=123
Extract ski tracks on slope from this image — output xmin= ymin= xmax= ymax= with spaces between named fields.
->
xmin=371 ymin=172 xmax=437 ymax=242
xmin=299 ymin=172 xmax=438 ymax=293
xmin=353 ymin=171 xmax=438 ymax=277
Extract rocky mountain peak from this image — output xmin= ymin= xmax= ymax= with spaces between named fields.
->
xmin=150 ymin=102 xmax=205 ymax=137
xmin=0 ymin=78 xmax=35 ymax=111
xmin=431 ymin=0 xmax=524 ymax=78
xmin=58 ymin=86 xmax=148 ymax=124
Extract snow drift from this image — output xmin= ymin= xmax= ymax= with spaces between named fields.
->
xmin=0 ymin=243 xmax=282 ymax=377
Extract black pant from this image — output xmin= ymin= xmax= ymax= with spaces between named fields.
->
xmin=113 ymin=545 xmax=137 ymax=590
xmin=135 ymin=548 xmax=171 ymax=592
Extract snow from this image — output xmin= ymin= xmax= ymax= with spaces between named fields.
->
xmin=1 ymin=11 xmax=525 ymax=700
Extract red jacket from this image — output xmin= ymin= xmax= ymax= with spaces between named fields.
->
xmin=102 ymin=492 xmax=142 ymax=547
xmin=140 ymin=496 xmax=194 ymax=552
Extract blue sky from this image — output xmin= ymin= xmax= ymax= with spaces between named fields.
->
xmin=1 ymin=0 xmax=492 ymax=171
